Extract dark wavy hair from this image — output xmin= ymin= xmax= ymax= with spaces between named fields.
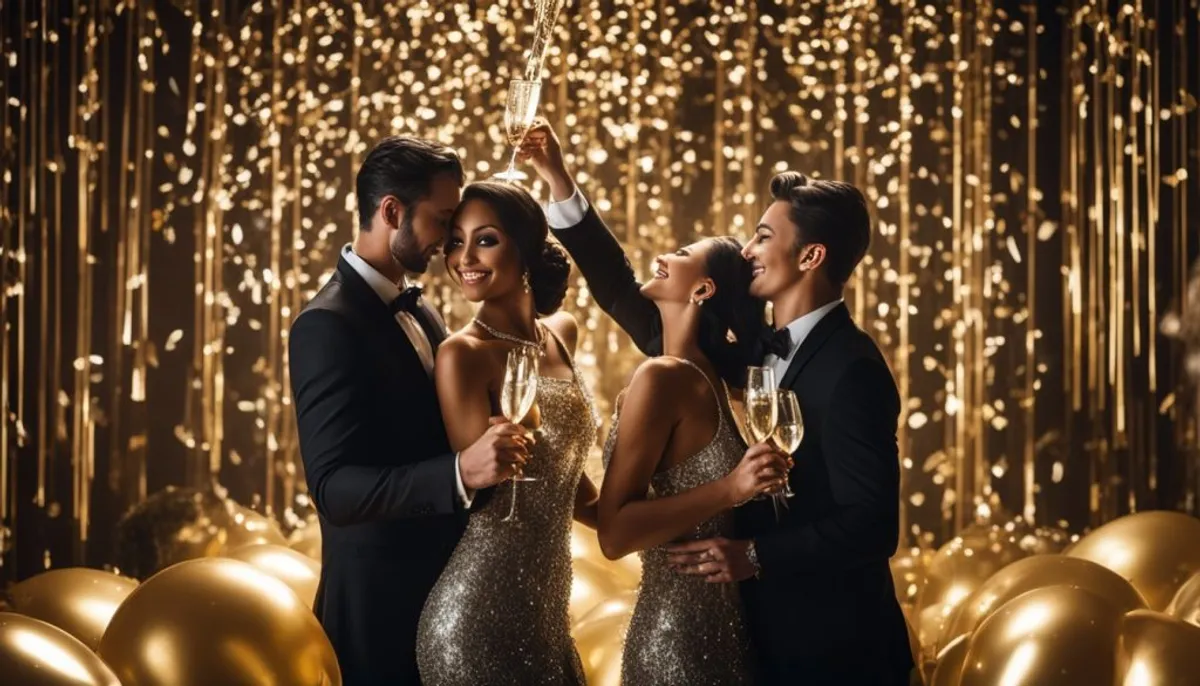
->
xmin=454 ymin=181 xmax=571 ymax=314
xmin=696 ymin=237 xmax=770 ymax=389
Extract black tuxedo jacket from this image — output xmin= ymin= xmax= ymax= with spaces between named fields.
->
xmin=554 ymin=206 xmax=914 ymax=685
xmin=288 ymin=256 xmax=467 ymax=686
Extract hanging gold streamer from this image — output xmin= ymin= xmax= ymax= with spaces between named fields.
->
xmin=1 ymin=0 xmax=1198 ymax=576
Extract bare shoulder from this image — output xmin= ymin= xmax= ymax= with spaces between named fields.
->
xmin=435 ymin=330 xmax=498 ymax=379
xmin=542 ymin=311 xmax=579 ymax=352
xmin=627 ymin=357 xmax=704 ymax=396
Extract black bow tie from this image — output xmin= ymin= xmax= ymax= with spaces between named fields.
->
xmin=765 ymin=327 xmax=793 ymax=358
xmin=389 ymin=285 xmax=424 ymax=314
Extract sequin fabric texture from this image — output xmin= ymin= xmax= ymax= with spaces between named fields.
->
xmin=416 ymin=346 xmax=598 ymax=685
xmin=602 ymin=358 xmax=754 ymax=685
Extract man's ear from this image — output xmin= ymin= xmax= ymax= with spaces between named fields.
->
xmin=379 ymin=195 xmax=408 ymax=229
xmin=797 ymin=243 xmax=827 ymax=272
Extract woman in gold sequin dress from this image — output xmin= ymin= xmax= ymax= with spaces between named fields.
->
xmin=415 ymin=182 xmax=600 ymax=685
xmin=597 ymin=237 xmax=790 ymax=685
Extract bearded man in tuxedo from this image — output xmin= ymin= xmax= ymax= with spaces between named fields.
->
xmin=289 ymin=137 xmax=529 ymax=685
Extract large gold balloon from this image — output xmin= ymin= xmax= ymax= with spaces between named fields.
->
xmin=571 ymin=522 xmax=641 ymax=589
xmin=928 ymin=633 xmax=968 ymax=686
xmin=960 ymin=586 xmax=1124 ymax=686
xmin=940 ymin=555 xmax=1147 ymax=653
xmin=97 ymin=557 xmax=340 ymax=686
xmin=227 ymin=544 xmax=321 ymax=609
xmin=1165 ymin=571 xmax=1200 ymax=628
xmin=1117 ymin=610 xmax=1200 ymax=685
xmin=0 ymin=612 xmax=121 ymax=686
xmin=223 ymin=504 xmax=289 ymax=550
xmin=917 ymin=525 xmax=1028 ymax=623
xmin=570 ymin=557 xmax=632 ymax=623
xmin=288 ymin=521 xmax=322 ymax=560
xmin=7 ymin=568 xmax=139 ymax=650
xmin=1067 ymin=510 xmax=1200 ymax=610
xmin=572 ymin=595 xmax=632 ymax=686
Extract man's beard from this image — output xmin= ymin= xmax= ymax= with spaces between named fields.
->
xmin=390 ymin=214 xmax=430 ymax=274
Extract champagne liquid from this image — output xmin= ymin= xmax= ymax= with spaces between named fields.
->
xmin=501 ymin=380 xmax=536 ymax=423
xmin=746 ymin=395 xmax=777 ymax=443
xmin=506 ymin=123 xmax=529 ymax=146
xmin=774 ymin=423 xmax=802 ymax=453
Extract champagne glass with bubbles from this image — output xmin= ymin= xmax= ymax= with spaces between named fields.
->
xmin=493 ymin=79 xmax=542 ymax=183
xmin=500 ymin=346 xmax=539 ymax=523
xmin=744 ymin=366 xmax=780 ymax=501
xmin=771 ymin=389 xmax=802 ymax=498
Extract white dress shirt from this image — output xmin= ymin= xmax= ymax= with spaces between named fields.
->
xmin=547 ymin=186 xmax=590 ymax=229
xmin=764 ymin=299 xmax=844 ymax=385
xmin=341 ymin=244 xmax=473 ymax=506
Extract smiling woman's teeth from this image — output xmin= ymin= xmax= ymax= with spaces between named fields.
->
xmin=460 ymin=271 xmax=488 ymax=285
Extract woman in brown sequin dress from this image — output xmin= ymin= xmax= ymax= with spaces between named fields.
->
xmin=596 ymin=237 xmax=790 ymax=685
xmin=416 ymin=183 xmax=600 ymax=685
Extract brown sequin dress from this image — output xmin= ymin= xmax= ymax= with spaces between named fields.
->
xmin=602 ymin=357 xmax=754 ymax=685
xmin=416 ymin=331 xmax=598 ymax=686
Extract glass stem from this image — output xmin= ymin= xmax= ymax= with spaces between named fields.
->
xmin=507 ymin=147 xmax=519 ymax=175
xmin=507 ymin=479 xmax=519 ymax=521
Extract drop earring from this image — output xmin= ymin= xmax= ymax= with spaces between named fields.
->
xmin=523 ymin=272 xmax=531 ymax=293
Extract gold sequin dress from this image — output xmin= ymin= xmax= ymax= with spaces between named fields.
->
xmin=603 ymin=357 xmax=754 ymax=685
xmin=416 ymin=332 xmax=598 ymax=686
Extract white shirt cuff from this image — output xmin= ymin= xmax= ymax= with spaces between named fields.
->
xmin=454 ymin=453 xmax=475 ymax=508
xmin=547 ymin=187 xmax=589 ymax=229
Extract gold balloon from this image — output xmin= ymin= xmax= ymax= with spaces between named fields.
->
xmin=1067 ymin=510 xmax=1200 ymax=610
xmin=288 ymin=522 xmax=322 ymax=560
xmin=1165 ymin=571 xmax=1200 ymax=628
xmin=570 ymin=557 xmax=631 ymax=623
xmin=1016 ymin=527 xmax=1074 ymax=555
xmin=7 ymin=568 xmax=139 ymax=650
xmin=917 ymin=525 xmax=1028 ymax=622
xmin=1117 ymin=610 xmax=1200 ymax=685
xmin=97 ymin=557 xmax=340 ymax=686
xmin=917 ymin=602 xmax=956 ymax=656
xmin=960 ymin=586 xmax=1124 ymax=686
xmin=929 ymin=633 xmax=968 ymax=686
xmin=571 ymin=522 xmax=641 ymax=589
xmin=892 ymin=546 xmax=934 ymax=612
xmin=227 ymin=544 xmax=321 ymax=609
xmin=572 ymin=602 xmax=631 ymax=686
xmin=222 ymin=504 xmax=289 ymax=550
xmin=0 ymin=612 xmax=121 ymax=686
xmin=940 ymin=555 xmax=1147 ymax=653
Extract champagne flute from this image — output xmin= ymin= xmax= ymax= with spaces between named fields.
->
xmin=772 ymin=389 xmax=802 ymax=498
xmin=492 ymin=79 xmax=543 ymax=183
xmin=744 ymin=366 xmax=779 ymax=500
xmin=745 ymin=367 xmax=778 ymax=444
xmin=500 ymin=347 xmax=539 ymax=523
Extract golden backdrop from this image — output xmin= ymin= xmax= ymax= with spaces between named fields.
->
xmin=0 ymin=0 xmax=1198 ymax=576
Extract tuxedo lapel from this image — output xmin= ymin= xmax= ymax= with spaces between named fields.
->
xmin=778 ymin=302 xmax=853 ymax=390
xmin=334 ymin=257 xmax=433 ymax=385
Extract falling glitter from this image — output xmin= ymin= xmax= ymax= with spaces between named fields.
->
xmin=0 ymin=0 xmax=1198 ymax=572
